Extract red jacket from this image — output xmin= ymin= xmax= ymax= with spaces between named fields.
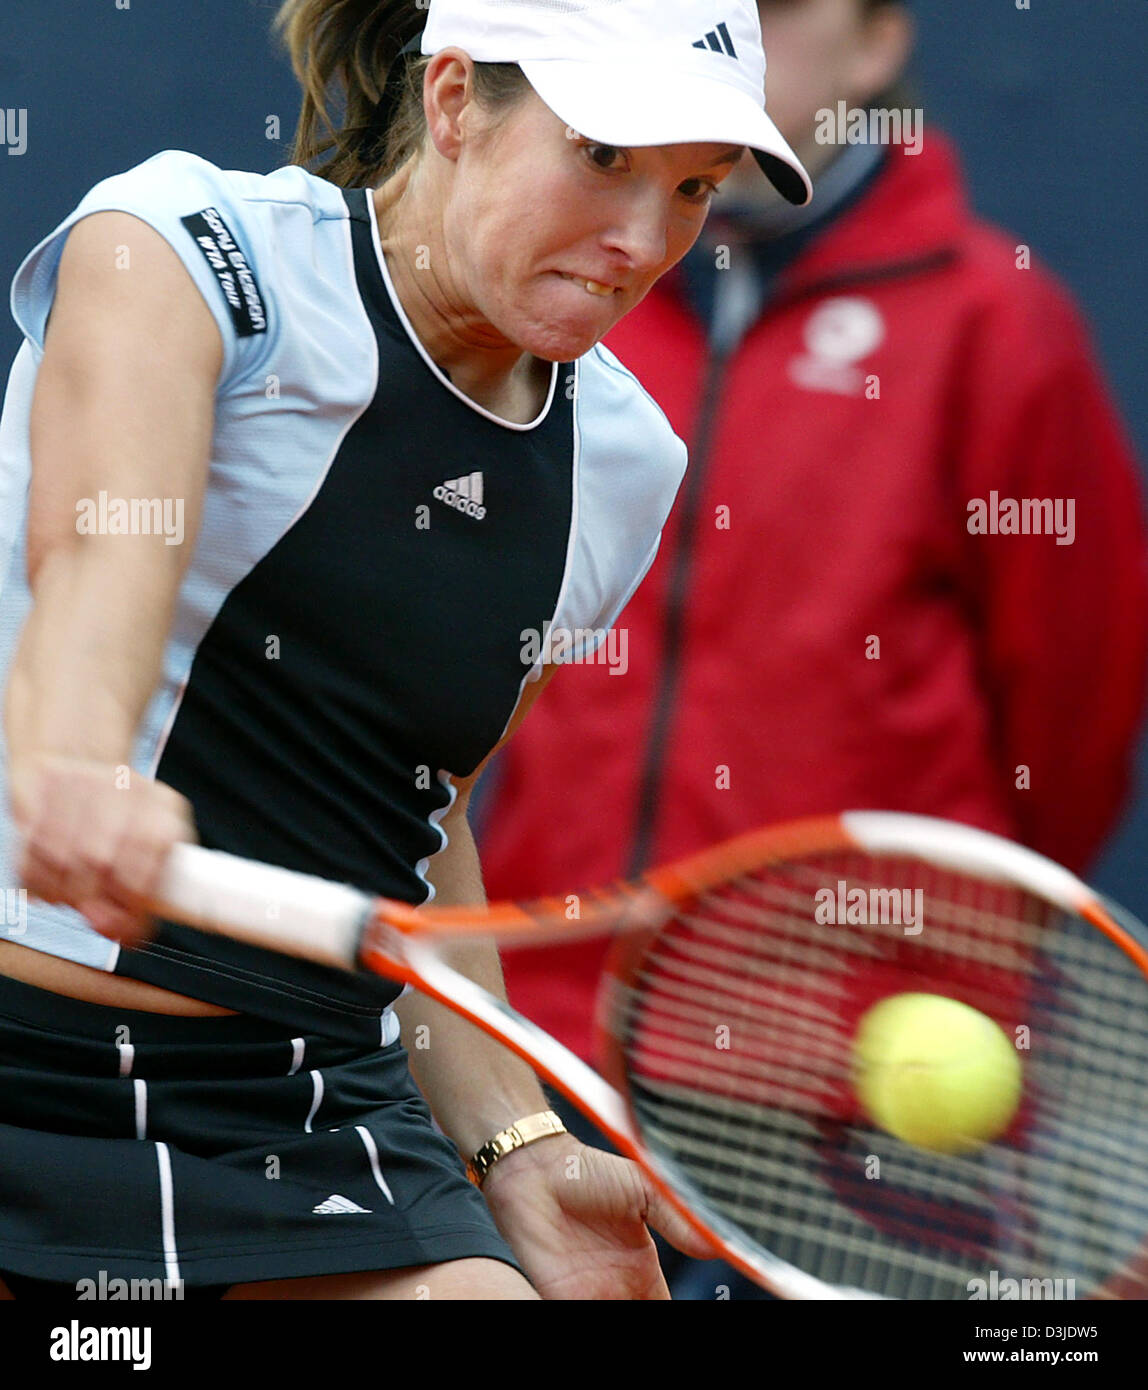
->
xmin=477 ymin=133 xmax=1148 ymax=1062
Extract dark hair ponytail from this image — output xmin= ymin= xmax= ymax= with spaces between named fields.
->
xmin=274 ymin=0 xmax=529 ymax=189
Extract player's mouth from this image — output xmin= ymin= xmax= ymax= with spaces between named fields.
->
xmin=558 ymin=272 xmax=620 ymax=298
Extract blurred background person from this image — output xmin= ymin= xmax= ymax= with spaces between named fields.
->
xmin=472 ymin=0 xmax=1148 ymax=1292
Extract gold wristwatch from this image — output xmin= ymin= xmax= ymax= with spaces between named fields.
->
xmin=466 ymin=1110 xmax=568 ymax=1186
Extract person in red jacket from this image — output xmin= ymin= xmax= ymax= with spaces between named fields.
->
xmin=476 ymin=0 xmax=1148 ymax=1082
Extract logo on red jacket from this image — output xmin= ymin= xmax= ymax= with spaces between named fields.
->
xmin=790 ymin=297 xmax=885 ymax=396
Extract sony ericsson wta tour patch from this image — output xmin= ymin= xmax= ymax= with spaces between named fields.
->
xmin=180 ymin=207 xmax=267 ymax=337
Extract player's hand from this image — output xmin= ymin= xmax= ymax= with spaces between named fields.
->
xmin=480 ymin=1134 xmax=717 ymax=1299
xmin=8 ymin=753 xmax=197 ymax=947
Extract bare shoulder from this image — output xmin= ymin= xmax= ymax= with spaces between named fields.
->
xmin=46 ymin=210 xmax=223 ymax=376
xmin=27 ymin=211 xmax=221 ymax=583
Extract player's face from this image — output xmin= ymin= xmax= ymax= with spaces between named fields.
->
xmin=444 ymin=89 xmax=744 ymax=360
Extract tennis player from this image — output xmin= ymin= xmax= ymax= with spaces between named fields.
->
xmin=0 ymin=1 xmax=810 ymax=1300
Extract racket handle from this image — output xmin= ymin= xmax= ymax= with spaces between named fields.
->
xmin=151 ymin=842 xmax=370 ymax=970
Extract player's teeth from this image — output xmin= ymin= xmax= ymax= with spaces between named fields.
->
xmin=583 ymin=280 xmax=614 ymax=296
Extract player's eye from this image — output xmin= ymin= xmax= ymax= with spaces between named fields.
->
xmin=582 ymin=142 xmax=629 ymax=173
xmin=678 ymin=177 xmax=719 ymax=205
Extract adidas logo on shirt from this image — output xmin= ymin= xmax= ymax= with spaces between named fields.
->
xmin=692 ymin=22 xmax=738 ymax=59
xmin=312 ymin=1194 xmax=372 ymax=1214
xmin=434 ymin=472 xmax=487 ymax=520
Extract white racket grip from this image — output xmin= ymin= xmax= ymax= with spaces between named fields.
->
xmin=154 ymin=843 xmax=371 ymax=971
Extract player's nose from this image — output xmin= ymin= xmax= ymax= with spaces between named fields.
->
xmin=599 ymin=195 xmax=671 ymax=278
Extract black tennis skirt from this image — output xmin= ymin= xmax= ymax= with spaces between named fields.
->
xmin=0 ymin=972 xmax=521 ymax=1296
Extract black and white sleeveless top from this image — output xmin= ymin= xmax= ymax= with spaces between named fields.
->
xmin=0 ymin=151 xmax=686 ymax=1043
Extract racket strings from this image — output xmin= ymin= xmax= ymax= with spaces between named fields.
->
xmin=608 ymin=850 xmax=1148 ymax=1298
xmin=638 ymin=1080 xmax=1148 ymax=1243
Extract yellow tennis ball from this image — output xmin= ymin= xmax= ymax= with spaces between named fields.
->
xmin=852 ymin=993 xmax=1022 ymax=1154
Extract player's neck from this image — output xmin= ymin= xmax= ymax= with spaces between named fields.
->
xmin=370 ymin=178 xmax=550 ymax=424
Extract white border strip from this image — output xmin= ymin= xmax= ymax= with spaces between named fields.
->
xmin=355 ymin=1125 xmax=395 ymax=1205
xmin=304 ymin=1070 xmax=324 ymax=1134
xmin=154 ymin=1142 xmax=181 ymax=1287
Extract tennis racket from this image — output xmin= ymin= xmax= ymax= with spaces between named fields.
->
xmin=150 ymin=811 xmax=1148 ymax=1300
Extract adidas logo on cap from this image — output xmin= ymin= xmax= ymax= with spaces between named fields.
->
xmin=434 ymin=471 xmax=487 ymax=520
xmin=692 ymin=22 xmax=738 ymax=59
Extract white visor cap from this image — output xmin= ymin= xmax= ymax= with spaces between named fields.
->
xmin=420 ymin=0 xmax=813 ymax=206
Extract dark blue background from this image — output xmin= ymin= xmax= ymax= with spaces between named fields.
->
xmin=1 ymin=0 xmax=1144 ymax=910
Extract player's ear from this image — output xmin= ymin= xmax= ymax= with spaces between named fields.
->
xmin=847 ymin=4 xmax=915 ymax=109
xmin=422 ymin=47 xmax=478 ymax=162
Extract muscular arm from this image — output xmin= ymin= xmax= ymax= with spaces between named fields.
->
xmin=7 ymin=211 xmax=220 ymax=787
xmin=394 ymin=666 xmax=713 ymax=1295
xmin=394 ymin=665 xmax=560 ymax=1155
xmin=5 ymin=211 xmax=221 ymax=927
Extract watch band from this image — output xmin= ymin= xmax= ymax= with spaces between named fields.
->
xmin=466 ymin=1110 xmax=568 ymax=1186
